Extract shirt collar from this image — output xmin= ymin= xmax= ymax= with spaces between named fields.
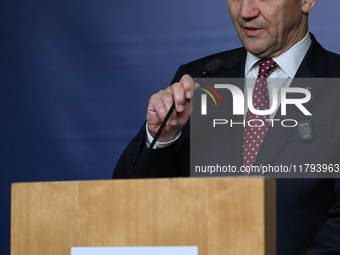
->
xmin=244 ymin=32 xmax=311 ymax=78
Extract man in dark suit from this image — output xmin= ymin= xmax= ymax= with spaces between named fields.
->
xmin=113 ymin=0 xmax=340 ymax=254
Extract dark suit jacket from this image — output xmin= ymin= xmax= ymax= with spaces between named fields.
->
xmin=113 ymin=34 xmax=340 ymax=255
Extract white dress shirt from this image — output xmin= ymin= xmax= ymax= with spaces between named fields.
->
xmin=147 ymin=32 xmax=312 ymax=148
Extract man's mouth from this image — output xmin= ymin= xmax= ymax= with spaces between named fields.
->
xmin=243 ymin=26 xmax=264 ymax=36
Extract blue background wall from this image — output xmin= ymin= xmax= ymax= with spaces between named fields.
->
xmin=1 ymin=1 xmax=340 ymax=253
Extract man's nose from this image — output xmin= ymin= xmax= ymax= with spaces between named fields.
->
xmin=239 ymin=0 xmax=260 ymax=19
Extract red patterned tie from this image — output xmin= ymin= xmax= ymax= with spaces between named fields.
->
xmin=243 ymin=59 xmax=278 ymax=175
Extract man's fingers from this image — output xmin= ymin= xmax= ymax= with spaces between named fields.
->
xmin=147 ymin=74 xmax=197 ymax=131
xmin=146 ymin=74 xmax=197 ymax=141
xmin=172 ymin=82 xmax=186 ymax=112
xmin=149 ymin=91 xmax=173 ymax=122
xmin=172 ymin=74 xmax=198 ymax=112
xmin=179 ymin=74 xmax=195 ymax=100
xmin=149 ymin=90 xmax=182 ymax=127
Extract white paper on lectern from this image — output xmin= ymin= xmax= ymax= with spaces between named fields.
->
xmin=71 ymin=246 xmax=199 ymax=255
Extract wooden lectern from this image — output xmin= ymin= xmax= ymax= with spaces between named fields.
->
xmin=11 ymin=178 xmax=275 ymax=255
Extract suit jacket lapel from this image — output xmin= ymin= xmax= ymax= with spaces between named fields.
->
xmin=221 ymin=47 xmax=246 ymax=78
xmin=295 ymin=33 xmax=327 ymax=78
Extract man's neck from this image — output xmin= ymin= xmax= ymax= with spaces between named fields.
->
xmin=245 ymin=32 xmax=312 ymax=78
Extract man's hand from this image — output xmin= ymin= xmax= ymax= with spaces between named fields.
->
xmin=146 ymin=74 xmax=198 ymax=143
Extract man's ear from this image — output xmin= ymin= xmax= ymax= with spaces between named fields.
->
xmin=302 ymin=0 xmax=317 ymax=14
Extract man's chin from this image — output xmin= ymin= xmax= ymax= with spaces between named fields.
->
xmin=244 ymin=43 xmax=273 ymax=58
xmin=239 ymin=37 xmax=271 ymax=56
